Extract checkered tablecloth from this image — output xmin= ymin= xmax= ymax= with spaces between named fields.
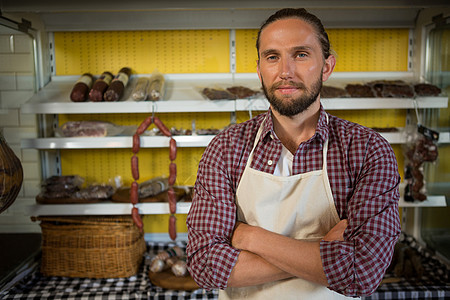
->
xmin=363 ymin=233 xmax=450 ymax=300
xmin=1 ymin=235 xmax=448 ymax=299
xmin=0 ymin=241 xmax=218 ymax=300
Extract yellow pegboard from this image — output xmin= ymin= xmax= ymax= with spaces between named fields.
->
xmin=235 ymin=28 xmax=410 ymax=73
xmin=54 ymin=30 xmax=230 ymax=75
xmin=143 ymin=214 xmax=188 ymax=233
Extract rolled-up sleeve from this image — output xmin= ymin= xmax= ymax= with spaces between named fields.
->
xmin=186 ymin=135 xmax=241 ymax=290
xmin=321 ymin=133 xmax=401 ymax=296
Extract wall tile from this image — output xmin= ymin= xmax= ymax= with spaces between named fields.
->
xmin=0 ymin=108 xmax=20 ymax=126
xmin=0 ymin=54 xmax=33 ymax=72
xmin=22 ymin=162 xmax=40 ymax=180
xmin=0 ymin=90 xmax=34 ymax=109
xmin=3 ymin=126 xmax=37 ymax=144
xmin=0 ymin=72 xmax=17 ymax=90
xmin=13 ymin=35 xmax=32 ymax=53
xmin=16 ymin=72 xmax=35 ymax=90
xmin=19 ymin=111 xmax=38 ymax=127
xmin=0 ymin=35 xmax=13 ymax=53
xmin=21 ymin=148 xmax=39 ymax=163
xmin=23 ymin=179 xmax=41 ymax=198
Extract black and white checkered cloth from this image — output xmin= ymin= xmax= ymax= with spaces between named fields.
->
xmin=1 ymin=235 xmax=448 ymax=299
xmin=0 ymin=241 xmax=218 ymax=300
xmin=363 ymin=232 xmax=450 ymax=300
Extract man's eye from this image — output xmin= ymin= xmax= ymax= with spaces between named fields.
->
xmin=267 ymin=55 xmax=278 ymax=61
xmin=297 ymin=53 xmax=307 ymax=58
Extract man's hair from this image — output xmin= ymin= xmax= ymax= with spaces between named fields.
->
xmin=256 ymin=8 xmax=331 ymax=60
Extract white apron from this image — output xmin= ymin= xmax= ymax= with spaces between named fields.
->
xmin=219 ymin=118 xmax=356 ymax=299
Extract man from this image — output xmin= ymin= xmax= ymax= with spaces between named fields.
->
xmin=186 ymin=8 xmax=401 ymax=299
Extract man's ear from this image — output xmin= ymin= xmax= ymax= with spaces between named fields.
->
xmin=322 ymin=55 xmax=336 ymax=82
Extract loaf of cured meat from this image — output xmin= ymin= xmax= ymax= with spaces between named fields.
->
xmin=89 ymin=71 xmax=114 ymax=101
xmin=202 ymin=88 xmax=237 ymax=100
xmin=367 ymin=80 xmax=414 ymax=98
xmin=59 ymin=121 xmax=124 ymax=137
xmin=70 ymin=73 xmax=93 ymax=102
xmin=104 ymin=67 xmax=132 ymax=101
xmin=320 ymin=85 xmax=349 ymax=98
xmin=414 ymin=83 xmax=441 ymax=96
xmin=226 ymin=86 xmax=259 ymax=99
xmin=345 ymin=84 xmax=376 ymax=98
xmin=39 ymin=175 xmax=84 ymax=199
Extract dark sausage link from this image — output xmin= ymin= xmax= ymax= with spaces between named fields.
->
xmin=169 ymin=138 xmax=177 ymax=161
xmin=168 ymin=162 xmax=177 ymax=186
xmin=153 ymin=116 xmax=172 ymax=137
xmin=131 ymin=155 xmax=139 ymax=180
xmin=132 ymin=206 xmax=143 ymax=230
xmin=132 ymin=134 xmax=140 ymax=154
xmin=136 ymin=116 xmax=153 ymax=135
xmin=169 ymin=215 xmax=177 ymax=240
xmin=168 ymin=187 xmax=177 ymax=214
xmin=130 ymin=181 xmax=139 ymax=205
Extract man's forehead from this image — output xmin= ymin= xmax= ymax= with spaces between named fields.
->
xmin=259 ymin=18 xmax=318 ymax=49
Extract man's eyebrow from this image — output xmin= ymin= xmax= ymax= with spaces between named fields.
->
xmin=260 ymin=45 xmax=315 ymax=57
xmin=260 ymin=48 xmax=278 ymax=57
xmin=292 ymin=45 xmax=314 ymax=52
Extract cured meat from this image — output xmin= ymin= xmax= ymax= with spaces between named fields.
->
xmin=89 ymin=71 xmax=113 ymax=101
xmin=104 ymin=67 xmax=132 ymax=101
xmin=148 ymin=73 xmax=165 ymax=101
xmin=202 ymin=88 xmax=237 ymax=100
xmin=70 ymin=73 xmax=93 ymax=102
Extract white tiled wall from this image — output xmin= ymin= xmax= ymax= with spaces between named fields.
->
xmin=0 ymin=30 xmax=40 ymax=232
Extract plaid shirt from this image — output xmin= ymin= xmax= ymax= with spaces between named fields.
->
xmin=186 ymin=106 xmax=401 ymax=297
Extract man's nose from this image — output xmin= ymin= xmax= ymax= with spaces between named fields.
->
xmin=279 ymin=57 xmax=293 ymax=79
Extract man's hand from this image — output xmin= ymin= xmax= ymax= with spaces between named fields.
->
xmin=323 ymin=219 xmax=348 ymax=242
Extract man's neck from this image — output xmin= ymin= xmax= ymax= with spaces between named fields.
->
xmin=271 ymin=100 xmax=321 ymax=154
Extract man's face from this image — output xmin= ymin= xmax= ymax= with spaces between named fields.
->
xmin=257 ymin=18 xmax=333 ymax=117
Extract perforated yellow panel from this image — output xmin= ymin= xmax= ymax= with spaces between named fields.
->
xmin=54 ymin=30 xmax=230 ymax=75
xmin=55 ymin=28 xmax=411 ymax=234
xmin=235 ymin=29 xmax=410 ymax=72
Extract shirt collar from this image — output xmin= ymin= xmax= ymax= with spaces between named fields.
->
xmin=261 ymin=105 xmax=329 ymax=144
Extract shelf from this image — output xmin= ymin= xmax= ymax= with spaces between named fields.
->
xmin=25 ymin=194 xmax=447 ymax=216
xmin=399 ymin=196 xmax=447 ymax=207
xmin=20 ymin=74 xmax=448 ymax=114
xmin=26 ymin=201 xmax=192 ymax=216
xmin=21 ymin=135 xmax=215 ymax=149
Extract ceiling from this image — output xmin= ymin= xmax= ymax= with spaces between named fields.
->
xmin=1 ymin=0 xmax=449 ymax=31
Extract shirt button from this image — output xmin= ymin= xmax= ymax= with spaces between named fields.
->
xmin=268 ymin=160 xmax=273 ymax=166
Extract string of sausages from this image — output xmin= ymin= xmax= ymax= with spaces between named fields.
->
xmin=131 ymin=115 xmax=178 ymax=240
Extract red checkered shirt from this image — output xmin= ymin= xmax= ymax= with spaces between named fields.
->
xmin=186 ymin=106 xmax=401 ymax=297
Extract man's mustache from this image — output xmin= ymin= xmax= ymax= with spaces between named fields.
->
xmin=270 ymin=81 xmax=307 ymax=91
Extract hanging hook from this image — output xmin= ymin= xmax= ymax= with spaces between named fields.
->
xmin=412 ymin=99 xmax=421 ymax=125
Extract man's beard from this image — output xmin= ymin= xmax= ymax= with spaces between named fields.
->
xmin=261 ymin=75 xmax=322 ymax=117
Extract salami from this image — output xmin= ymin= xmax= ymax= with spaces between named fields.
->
xmin=70 ymin=73 xmax=93 ymax=102
xmin=132 ymin=134 xmax=140 ymax=154
xmin=148 ymin=73 xmax=165 ymax=101
xmin=132 ymin=206 xmax=143 ymax=230
xmin=131 ymin=155 xmax=139 ymax=180
xmin=136 ymin=116 xmax=153 ymax=135
xmin=169 ymin=138 xmax=177 ymax=161
xmin=153 ymin=116 xmax=172 ymax=137
xmin=169 ymin=215 xmax=177 ymax=240
xmin=104 ymin=67 xmax=131 ymax=101
xmin=168 ymin=187 xmax=177 ymax=214
xmin=89 ymin=71 xmax=113 ymax=101
xmin=130 ymin=181 xmax=139 ymax=204
xmin=168 ymin=162 xmax=177 ymax=186
xmin=132 ymin=77 xmax=149 ymax=101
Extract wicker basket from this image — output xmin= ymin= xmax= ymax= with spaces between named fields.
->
xmin=33 ymin=215 xmax=146 ymax=278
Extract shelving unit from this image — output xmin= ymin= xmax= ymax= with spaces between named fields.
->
xmin=20 ymin=73 xmax=449 ymax=216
